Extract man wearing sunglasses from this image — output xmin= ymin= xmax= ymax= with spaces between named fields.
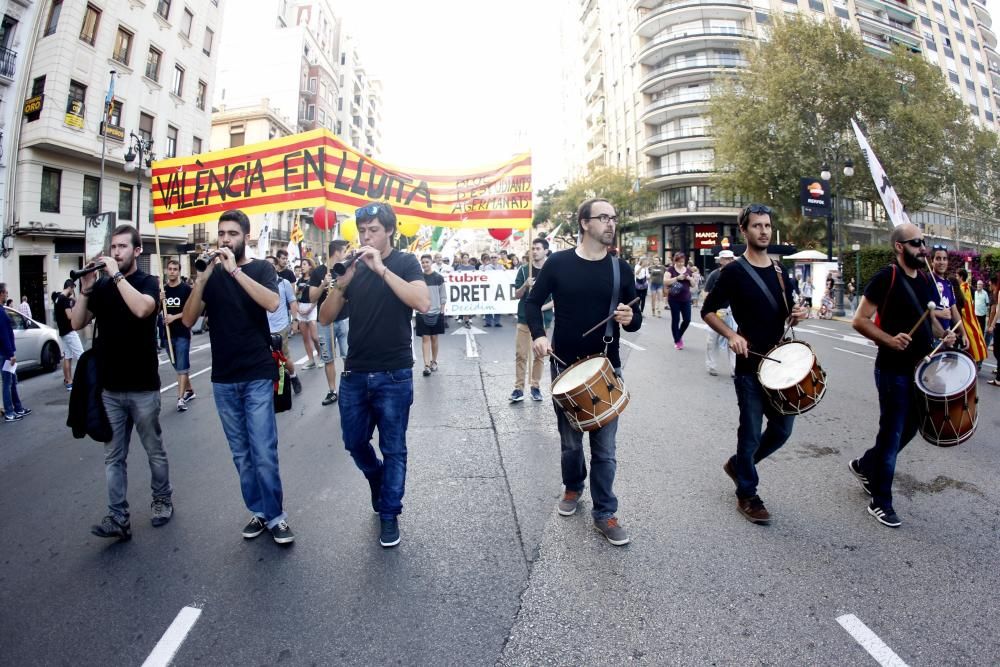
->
xmin=318 ymin=202 xmax=430 ymax=548
xmin=850 ymin=223 xmax=953 ymax=527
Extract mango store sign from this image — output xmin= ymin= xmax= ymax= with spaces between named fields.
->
xmin=446 ymin=270 xmax=519 ymax=315
xmin=694 ymin=225 xmax=719 ymax=249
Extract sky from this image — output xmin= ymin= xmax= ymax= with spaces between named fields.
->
xmin=332 ymin=0 xmax=568 ymax=189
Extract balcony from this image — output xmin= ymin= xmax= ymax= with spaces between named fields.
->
xmin=585 ymin=73 xmax=604 ymax=102
xmin=0 ymin=46 xmax=16 ymax=80
xmin=856 ymin=0 xmax=918 ymax=22
xmin=636 ymin=26 xmax=754 ymax=65
xmin=980 ymin=22 xmax=998 ymax=49
xmin=974 ymin=0 xmax=991 ymax=27
xmin=635 ymin=0 xmax=751 ymax=38
xmin=985 ymin=43 xmax=1000 ymax=68
xmin=641 ymin=91 xmax=711 ymax=124
xmin=855 ymin=11 xmax=922 ymax=49
xmin=633 ymin=0 xmax=662 ymax=9
xmin=647 ymin=162 xmax=716 ymax=186
xmin=587 ymin=142 xmax=607 ymax=165
xmin=585 ymin=47 xmax=604 ymax=77
xmin=640 ymin=56 xmax=747 ymax=93
xmin=643 ymin=125 xmax=712 ymax=155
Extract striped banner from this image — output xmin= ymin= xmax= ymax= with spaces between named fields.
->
xmin=151 ymin=129 xmax=531 ymax=229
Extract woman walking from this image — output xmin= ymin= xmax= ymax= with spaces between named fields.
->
xmin=648 ymin=257 xmax=665 ymax=317
xmin=634 ymin=257 xmax=650 ymax=314
xmin=664 ymin=251 xmax=693 ymax=349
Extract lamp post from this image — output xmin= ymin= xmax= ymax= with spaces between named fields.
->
xmin=821 ymin=158 xmax=854 ymax=316
xmin=852 ymin=242 xmax=861 ymax=312
xmin=123 ymin=132 xmax=154 ymax=235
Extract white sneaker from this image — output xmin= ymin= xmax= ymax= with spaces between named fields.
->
xmin=176 ymin=398 xmax=188 ymax=412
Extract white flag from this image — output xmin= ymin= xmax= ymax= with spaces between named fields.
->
xmin=286 ymin=240 xmax=300 ymax=265
xmin=257 ymin=223 xmax=270 ymax=259
xmin=851 ymin=118 xmax=911 ymax=228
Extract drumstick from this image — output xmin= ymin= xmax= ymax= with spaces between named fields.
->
xmin=550 ymin=351 xmax=569 ymax=367
xmin=581 ymin=297 xmax=641 ymax=338
xmin=924 ymin=321 xmax=963 ymax=361
xmin=748 ymin=350 xmax=782 ymax=363
xmin=906 ymin=301 xmax=937 ymax=337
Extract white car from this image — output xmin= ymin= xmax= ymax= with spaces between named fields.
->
xmin=3 ymin=306 xmax=64 ymax=373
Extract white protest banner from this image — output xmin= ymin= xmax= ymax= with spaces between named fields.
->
xmin=851 ymin=118 xmax=911 ymax=228
xmin=446 ymin=270 xmax=519 ymax=315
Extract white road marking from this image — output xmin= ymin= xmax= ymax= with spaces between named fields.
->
xmin=451 ymin=325 xmax=485 ymax=358
xmin=141 ymin=606 xmax=202 ymax=667
xmin=159 ymin=366 xmax=213 ymax=394
xmin=836 ymin=614 xmax=910 ymax=667
xmin=158 ymin=343 xmax=210 ymax=365
xmin=621 ymin=339 xmax=645 ymax=351
xmin=804 ymin=324 xmax=839 ymax=331
xmin=834 ymin=346 xmax=876 ymax=360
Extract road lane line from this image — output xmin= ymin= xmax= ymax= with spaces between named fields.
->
xmin=834 ymin=346 xmax=876 ymax=360
xmin=141 ymin=606 xmax=202 ymax=667
xmin=836 ymin=614 xmax=909 ymax=667
xmin=621 ymin=339 xmax=645 ymax=351
xmin=158 ymin=343 xmax=210 ymax=365
xmin=804 ymin=324 xmax=838 ymax=331
xmin=160 ymin=366 xmax=213 ymax=394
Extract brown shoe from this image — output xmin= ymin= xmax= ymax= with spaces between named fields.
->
xmin=737 ymin=495 xmax=771 ymax=524
xmin=723 ymin=459 xmax=737 ymax=485
xmin=557 ymin=490 xmax=581 ymax=516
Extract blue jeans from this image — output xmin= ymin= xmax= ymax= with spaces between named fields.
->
xmin=317 ymin=323 xmax=335 ymax=363
xmin=669 ymin=299 xmax=692 ymax=343
xmin=338 ymin=369 xmax=413 ymax=520
xmin=731 ymin=374 xmax=795 ymax=499
xmin=858 ymin=369 xmax=919 ymax=509
xmin=484 ymin=313 xmax=500 ymax=326
xmin=102 ymin=391 xmax=171 ymax=524
xmin=213 ymin=379 xmax=287 ymax=528
xmin=333 ymin=319 xmax=349 ymax=357
xmin=2 ymin=370 xmax=24 ymax=415
xmin=171 ymin=336 xmax=191 ymax=373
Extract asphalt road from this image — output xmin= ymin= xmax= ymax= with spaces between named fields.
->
xmin=1 ymin=310 xmax=998 ymax=666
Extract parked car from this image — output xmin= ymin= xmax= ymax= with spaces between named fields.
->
xmin=2 ymin=306 xmax=63 ymax=373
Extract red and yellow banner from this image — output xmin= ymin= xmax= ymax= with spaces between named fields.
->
xmin=151 ymin=129 xmax=531 ymax=229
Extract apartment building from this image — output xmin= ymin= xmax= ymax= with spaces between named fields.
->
xmin=573 ymin=0 xmax=1000 ymax=266
xmin=6 ymin=0 xmax=223 ymax=324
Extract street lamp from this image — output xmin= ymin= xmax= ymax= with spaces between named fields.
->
xmin=820 ymin=157 xmax=854 ymax=316
xmin=123 ymin=132 xmax=154 ymax=234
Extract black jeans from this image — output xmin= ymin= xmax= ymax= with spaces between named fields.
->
xmin=858 ymin=369 xmax=919 ymax=509
xmin=636 ymin=288 xmax=648 ymax=314
xmin=668 ymin=299 xmax=691 ymax=343
xmin=730 ymin=374 xmax=795 ymax=499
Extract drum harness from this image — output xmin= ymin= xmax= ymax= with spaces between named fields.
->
xmin=734 ymin=257 xmax=794 ymax=343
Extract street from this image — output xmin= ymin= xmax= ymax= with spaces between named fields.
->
xmin=1 ymin=312 xmax=998 ymax=666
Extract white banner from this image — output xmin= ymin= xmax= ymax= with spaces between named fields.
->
xmin=446 ymin=270 xmax=519 ymax=315
xmin=851 ymin=118 xmax=911 ymax=228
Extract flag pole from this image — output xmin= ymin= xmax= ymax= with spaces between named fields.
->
xmin=153 ymin=220 xmax=175 ymax=366
xmin=98 ymin=70 xmax=116 ymax=214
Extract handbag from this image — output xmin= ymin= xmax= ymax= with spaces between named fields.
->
xmin=420 ymin=312 xmax=440 ymax=327
xmin=67 ymin=320 xmax=113 ymax=443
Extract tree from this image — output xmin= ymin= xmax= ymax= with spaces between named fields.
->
xmin=710 ymin=16 xmax=977 ymax=247
xmin=955 ymin=128 xmax=1000 ymax=250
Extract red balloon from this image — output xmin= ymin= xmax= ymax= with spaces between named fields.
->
xmin=488 ymin=228 xmax=513 ymax=241
xmin=312 ymin=207 xmax=335 ymax=231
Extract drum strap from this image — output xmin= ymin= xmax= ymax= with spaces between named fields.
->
xmin=736 ymin=256 xmax=782 ymax=316
xmin=603 ymin=257 xmax=621 ymax=353
xmin=894 ymin=264 xmax=934 ymax=341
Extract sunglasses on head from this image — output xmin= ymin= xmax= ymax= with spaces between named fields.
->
xmin=901 ymin=238 xmax=927 ymax=248
xmin=355 ymin=203 xmax=384 ymax=219
xmin=745 ymin=204 xmax=773 ymax=215
xmin=931 ymin=244 xmax=948 ymax=251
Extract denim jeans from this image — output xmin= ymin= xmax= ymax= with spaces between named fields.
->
xmin=338 ymin=368 xmax=413 ymax=520
xmin=2 ymin=370 xmax=24 ymax=415
xmin=171 ymin=336 xmax=191 ymax=373
xmin=316 ymin=323 xmax=335 ymax=364
xmin=213 ymin=379 xmax=287 ymax=528
xmin=668 ymin=299 xmax=692 ymax=343
xmin=484 ymin=313 xmax=499 ymax=326
xmin=552 ymin=363 xmax=619 ymax=519
xmin=858 ymin=369 xmax=919 ymax=509
xmin=102 ymin=390 xmax=171 ymax=524
xmin=333 ymin=319 xmax=349 ymax=357
xmin=731 ymin=374 xmax=795 ymax=499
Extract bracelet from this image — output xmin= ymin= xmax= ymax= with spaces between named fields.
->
xmin=230 ymin=267 xmax=242 ymax=278
xmin=112 ymin=272 xmax=125 ymax=285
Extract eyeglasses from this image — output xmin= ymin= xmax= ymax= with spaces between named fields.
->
xmin=355 ymin=203 xmax=384 ymax=219
xmin=901 ymin=238 xmax=927 ymax=248
xmin=586 ymin=214 xmax=618 ymax=224
xmin=931 ymin=244 xmax=948 ymax=251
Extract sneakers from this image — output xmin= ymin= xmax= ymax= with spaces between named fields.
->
xmin=151 ymin=499 xmax=174 ymax=527
xmin=182 ymin=389 xmax=196 ymax=402
xmin=707 ymin=368 xmax=718 ymax=376
xmin=737 ymin=495 xmax=771 ymax=524
xmin=91 ymin=515 xmax=131 ymax=540
xmin=270 ymin=520 xmax=295 ymax=544
xmin=241 ymin=516 xmax=267 ymax=539
xmin=379 ymin=517 xmax=401 ymax=547
xmin=530 ymin=387 xmax=543 ymax=401
xmin=3 ymin=413 xmax=22 ymax=423
xmin=723 ymin=459 xmax=737 ymax=486
xmin=289 ymin=374 xmax=302 ymax=395
xmin=848 ymin=459 xmax=872 ymax=496
xmin=430 ymin=361 xmax=439 ymax=372
xmin=867 ymin=501 xmax=901 ymax=527
xmin=594 ymin=516 xmax=630 ymax=546
xmin=176 ymin=398 xmax=188 ymax=412
xmin=557 ymin=490 xmax=581 ymax=516
xmin=64 ymin=382 xmax=73 ymax=391
xmin=321 ymin=391 xmax=338 ymax=406
xmin=367 ymin=471 xmax=383 ymax=514
xmin=422 ymin=366 xmax=432 ymax=377
xmin=509 ymin=389 xmax=525 ymax=402
xmin=302 ymin=360 xmax=317 ymax=370
xmin=16 ymin=408 xmax=31 ymax=417
xmin=674 ymin=341 xmax=684 ymax=350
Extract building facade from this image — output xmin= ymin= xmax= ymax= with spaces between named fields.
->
xmin=6 ymin=0 xmax=224 ymax=324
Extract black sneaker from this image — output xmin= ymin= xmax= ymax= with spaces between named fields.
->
xmin=367 ymin=471 xmax=383 ymax=514
xmin=150 ymin=498 xmax=173 ymax=527
xmin=290 ymin=374 xmax=302 ymax=395
xmin=530 ymin=387 xmax=543 ymax=401
xmin=848 ymin=459 xmax=872 ymax=496
xmin=422 ymin=366 xmax=431 ymax=377
xmin=182 ymin=389 xmax=196 ymax=402
xmin=379 ymin=517 xmax=401 ymax=547
xmin=16 ymin=408 xmax=31 ymax=417
xmin=91 ymin=515 xmax=131 ymax=541
xmin=867 ymin=501 xmax=901 ymax=527
xmin=3 ymin=413 xmax=22 ymax=423
xmin=322 ymin=391 xmax=338 ymax=406
xmin=241 ymin=516 xmax=267 ymax=539
xmin=509 ymin=389 xmax=524 ymax=402
xmin=270 ymin=520 xmax=295 ymax=544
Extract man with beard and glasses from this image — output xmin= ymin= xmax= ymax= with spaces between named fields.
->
xmin=701 ymin=204 xmax=808 ymax=525
xmin=70 ymin=225 xmax=172 ymax=540
xmin=182 ymin=209 xmax=294 ymax=545
xmin=849 ymin=223 xmax=953 ymax=528
xmin=526 ymin=198 xmax=642 ymax=546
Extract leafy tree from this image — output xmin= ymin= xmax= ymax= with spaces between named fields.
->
xmin=710 ymin=15 xmax=977 ymax=247
xmin=532 ymin=185 xmax=564 ymax=227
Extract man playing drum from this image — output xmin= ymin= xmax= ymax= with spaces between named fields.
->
xmin=850 ymin=223 xmax=954 ymax=528
xmin=701 ymin=204 xmax=808 ymax=525
xmin=526 ymin=198 xmax=642 ymax=546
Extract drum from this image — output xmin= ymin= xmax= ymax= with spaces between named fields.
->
xmin=551 ymin=355 xmax=629 ymax=432
xmin=914 ymin=351 xmax=978 ymax=447
xmin=757 ymin=340 xmax=827 ymax=415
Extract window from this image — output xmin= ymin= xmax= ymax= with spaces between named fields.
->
xmin=172 ymin=64 xmax=184 ymax=96
xmin=108 ymin=99 xmax=122 ymax=126
xmin=308 ymin=77 xmax=317 ymax=92
xmin=113 ymin=27 xmax=133 ymax=64
xmin=44 ymin=0 xmax=62 ymax=36
xmin=192 ymin=136 xmax=202 ymax=154
xmin=68 ymin=79 xmax=86 ymax=109
xmin=306 ymin=104 xmax=315 ymax=120
xmin=202 ymin=27 xmax=213 ymax=55
xmin=79 ymin=4 xmax=100 ymax=45
xmin=26 ymin=76 xmax=45 ymax=121
xmin=83 ymin=175 xmax=100 ymax=216
xmin=41 ymin=167 xmax=61 ymax=213
xmin=146 ymin=47 xmax=162 ymax=81
xmin=156 ymin=0 xmax=171 ymax=20
xmin=230 ymin=129 xmax=244 ymax=148
xmin=139 ymin=112 xmax=154 ymax=144
xmin=318 ymin=109 xmax=325 ymax=124
xmin=181 ymin=8 xmax=193 ymax=38
xmin=196 ymin=80 xmax=207 ymax=109
xmin=166 ymin=125 xmax=178 ymax=157
xmin=118 ymin=183 xmax=133 ymax=220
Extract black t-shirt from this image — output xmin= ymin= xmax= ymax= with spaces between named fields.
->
xmin=308 ymin=264 xmax=349 ymax=321
xmin=864 ymin=264 xmax=940 ymax=373
xmin=202 ymin=259 xmax=279 ymax=383
xmin=278 ymin=268 xmax=296 ymax=285
xmin=525 ymin=249 xmax=642 ymax=369
xmin=54 ymin=294 xmax=74 ymax=336
xmin=700 ymin=258 xmax=794 ymax=376
xmin=343 ymin=251 xmax=423 ymax=372
xmin=87 ymin=271 xmax=161 ymax=392
xmin=297 ymin=275 xmax=312 ymax=304
xmin=163 ymin=282 xmax=193 ymax=339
